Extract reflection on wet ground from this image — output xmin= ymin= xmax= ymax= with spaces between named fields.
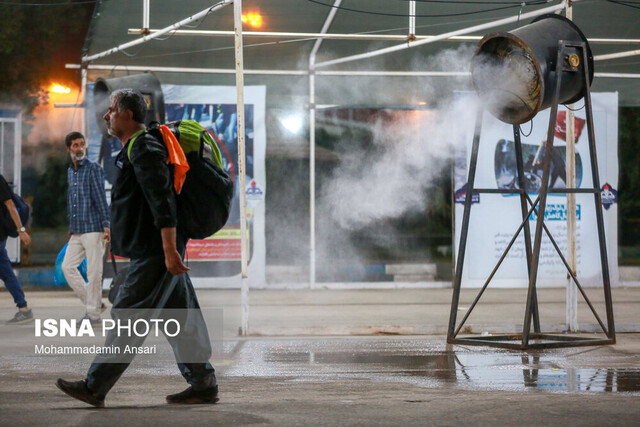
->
xmin=3 ymin=335 xmax=640 ymax=395
xmin=219 ymin=338 xmax=640 ymax=394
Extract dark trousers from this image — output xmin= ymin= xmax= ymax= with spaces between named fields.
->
xmin=86 ymin=254 xmax=216 ymax=397
xmin=0 ymin=239 xmax=27 ymax=308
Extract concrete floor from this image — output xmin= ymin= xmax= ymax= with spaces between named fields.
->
xmin=6 ymin=286 xmax=639 ymax=337
xmin=1 ymin=288 xmax=639 ymax=425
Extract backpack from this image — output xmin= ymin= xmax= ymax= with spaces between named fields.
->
xmin=128 ymin=120 xmax=234 ymax=239
xmin=2 ymin=192 xmax=30 ymax=238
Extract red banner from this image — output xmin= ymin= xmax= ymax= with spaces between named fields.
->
xmin=554 ymin=111 xmax=586 ymax=142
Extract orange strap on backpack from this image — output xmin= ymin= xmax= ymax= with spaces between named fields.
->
xmin=158 ymin=125 xmax=189 ymax=194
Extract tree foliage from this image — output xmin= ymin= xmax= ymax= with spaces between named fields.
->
xmin=618 ymin=107 xmax=640 ymax=246
xmin=0 ymin=1 xmax=91 ymax=113
xmin=32 ymin=154 xmax=69 ymax=228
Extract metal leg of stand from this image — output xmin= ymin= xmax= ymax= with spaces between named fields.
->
xmin=581 ymin=45 xmax=616 ymax=342
xmin=447 ymin=106 xmax=484 ymax=342
xmin=448 ymin=42 xmax=615 ymax=349
xmin=513 ymin=125 xmax=541 ymax=333
xmin=522 ymin=44 xmax=568 ymax=347
xmin=522 ymin=130 xmax=555 ymax=346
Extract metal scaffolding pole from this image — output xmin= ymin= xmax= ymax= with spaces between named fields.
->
xmin=594 ymin=48 xmax=640 ymax=61
xmin=565 ymin=2 xmax=578 ymax=331
xmin=234 ymin=0 xmax=250 ymax=336
xmin=142 ymin=0 xmax=150 ymax=32
xmin=67 ymin=64 xmax=640 ymax=79
xmin=595 ymin=73 xmax=640 ymax=78
xmin=409 ymin=1 xmax=416 ymax=37
xmin=308 ymin=0 xmax=342 ymax=289
xmin=127 ymin=28 xmax=640 ymax=46
xmin=67 ymin=64 xmax=471 ymax=77
xmin=81 ymin=68 xmax=88 ymax=137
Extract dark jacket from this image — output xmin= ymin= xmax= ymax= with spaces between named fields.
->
xmin=0 ymin=174 xmax=13 ymax=242
xmin=110 ymin=130 xmax=177 ymax=259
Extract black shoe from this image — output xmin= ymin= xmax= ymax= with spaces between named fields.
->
xmin=55 ymin=379 xmax=105 ymax=408
xmin=166 ymin=385 xmax=219 ymax=404
xmin=6 ymin=309 xmax=33 ymax=324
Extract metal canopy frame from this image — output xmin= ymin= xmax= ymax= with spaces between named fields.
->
xmin=74 ymin=0 xmax=631 ymax=334
xmin=446 ymin=42 xmax=616 ymax=349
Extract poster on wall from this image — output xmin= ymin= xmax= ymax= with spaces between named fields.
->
xmin=454 ymin=92 xmax=619 ymax=288
xmin=87 ymin=84 xmax=266 ymax=289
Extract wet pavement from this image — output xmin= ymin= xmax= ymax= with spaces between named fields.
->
xmin=2 ymin=288 xmax=640 ymax=425
xmin=2 ymin=333 xmax=640 ymax=425
xmin=3 ymin=333 xmax=640 ymax=395
xmin=221 ymin=337 xmax=640 ymax=395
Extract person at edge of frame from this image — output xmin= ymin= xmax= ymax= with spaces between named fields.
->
xmin=55 ymin=88 xmax=218 ymax=408
xmin=62 ymin=131 xmax=110 ymax=325
xmin=0 ymin=173 xmax=33 ymax=324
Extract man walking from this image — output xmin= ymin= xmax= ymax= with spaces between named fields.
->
xmin=56 ymin=89 xmax=217 ymax=407
xmin=62 ymin=131 xmax=110 ymax=325
xmin=0 ymin=173 xmax=33 ymax=324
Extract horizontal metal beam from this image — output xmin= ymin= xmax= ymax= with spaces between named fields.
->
xmin=127 ymin=28 xmax=640 ymax=45
xmin=547 ymin=188 xmax=598 ymax=193
xmin=318 ymin=70 xmax=469 ymax=76
xmin=594 ymin=48 xmax=640 ymax=61
xmin=472 ymin=188 xmax=525 ymax=194
xmin=53 ymin=103 xmax=83 ymax=108
xmin=67 ymin=63 xmax=308 ymax=75
xmin=67 ymin=63 xmax=640 ymax=80
xmin=451 ymin=336 xmax=615 ymax=349
xmin=595 ymin=72 xmax=640 ymax=79
xmin=129 ymin=28 xmax=482 ymax=42
xmin=66 ymin=63 xmax=469 ymax=77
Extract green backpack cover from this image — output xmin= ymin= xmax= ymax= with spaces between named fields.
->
xmin=128 ymin=119 xmax=224 ymax=168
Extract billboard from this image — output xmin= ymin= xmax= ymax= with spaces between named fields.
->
xmin=454 ymin=93 xmax=619 ymax=288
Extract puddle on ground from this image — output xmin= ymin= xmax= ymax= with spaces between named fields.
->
xmin=3 ymin=336 xmax=639 ymax=395
xmin=220 ymin=338 xmax=640 ymax=394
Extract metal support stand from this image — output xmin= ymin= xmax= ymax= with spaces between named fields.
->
xmin=447 ymin=41 xmax=616 ymax=349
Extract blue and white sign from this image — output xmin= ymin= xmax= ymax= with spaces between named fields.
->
xmin=454 ymin=93 xmax=619 ymax=288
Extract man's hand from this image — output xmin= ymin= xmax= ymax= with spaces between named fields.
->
xmin=19 ymin=231 xmax=31 ymax=246
xmin=103 ymin=227 xmax=111 ymax=242
xmin=160 ymin=227 xmax=189 ymax=275
xmin=4 ymin=198 xmax=31 ymax=246
xmin=164 ymin=248 xmax=190 ymax=275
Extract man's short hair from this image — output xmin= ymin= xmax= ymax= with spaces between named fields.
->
xmin=65 ymin=131 xmax=85 ymax=148
xmin=110 ymin=88 xmax=147 ymax=124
